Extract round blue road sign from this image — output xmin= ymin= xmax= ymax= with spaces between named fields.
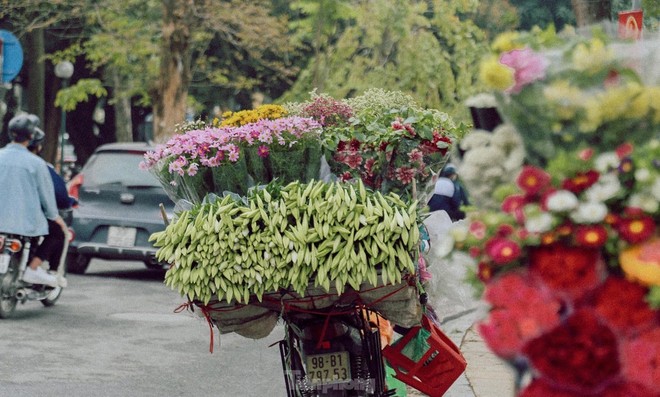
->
xmin=0 ymin=30 xmax=24 ymax=84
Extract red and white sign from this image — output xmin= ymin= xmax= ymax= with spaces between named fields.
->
xmin=618 ymin=10 xmax=643 ymax=40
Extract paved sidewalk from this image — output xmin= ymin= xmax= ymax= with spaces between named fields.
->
xmin=402 ymin=223 xmax=518 ymax=397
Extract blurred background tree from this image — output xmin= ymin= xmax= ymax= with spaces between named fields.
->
xmin=1 ymin=0 xmax=658 ymax=167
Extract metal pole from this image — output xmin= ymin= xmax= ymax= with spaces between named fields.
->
xmin=59 ymin=78 xmax=68 ymax=175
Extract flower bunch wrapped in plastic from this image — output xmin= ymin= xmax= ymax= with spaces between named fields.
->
xmin=479 ymin=24 xmax=660 ymax=166
xmin=443 ymin=141 xmax=660 ymax=395
xmin=288 ymin=89 xmax=468 ymax=203
xmin=139 ymin=115 xmax=323 ymax=204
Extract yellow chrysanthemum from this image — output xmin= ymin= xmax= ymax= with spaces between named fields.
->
xmin=544 ymin=80 xmax=583 ymax=120
xmin=492 ymin=31 xmax=522 ymax=53
xmin=579 ymin=98 xmax=602 ymax=133
xmin=647 ymin=86 xmax=660 ymax=124
xmin=627 ymin=84 xmax=651 ymax=119
xmin=220 ymin=104 xmax=288 ymax=127
xmin=571 ymin=39 xmax=613 ymax=74
xmin=479 ymin=57 xmax=514 ymax=91
xmin=599 ymin=84 xmax=639 ymax=123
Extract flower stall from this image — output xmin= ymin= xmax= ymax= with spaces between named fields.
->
xmin=443 ymin=24 xmax=660 ymax=396
xmin=141 ymin=90 xmax=467 ymax=341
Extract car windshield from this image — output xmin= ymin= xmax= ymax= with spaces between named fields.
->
xmin=83 ymin=151 xmax=161 ymax=188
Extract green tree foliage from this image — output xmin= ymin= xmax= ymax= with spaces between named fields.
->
xmin=510 ymin=0 xmax=576 ymax=30
xmin=281 ymin=0 xmax=489 ymax=123
xmin=472 ymin=0 xmax=520 ymax=38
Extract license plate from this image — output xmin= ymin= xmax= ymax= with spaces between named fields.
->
xmin=107 ymin=226 xmax=137 ymax=247
xmin=0 ymin=254 xmax=10 ymax=274
xmin=306 ymin=351 xmax=351 ymax=385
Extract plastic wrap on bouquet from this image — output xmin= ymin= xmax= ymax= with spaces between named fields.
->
xmin=482 ymin=25 xmax=660 ymax=166
xmin=244 ymin=139 xmax=323 ymax=186
xmin=210 ymin=155 xmax=253 ymax=197
xmin=329 ymin=139 xmax=450 ymax=204
xmin=148 ymin=156 xmax=253 ymax=205
xmin=197 ymin=270 xmax=423 ymax=339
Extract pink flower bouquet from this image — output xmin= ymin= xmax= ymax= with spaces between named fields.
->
xmin=140 ymin=115 xmax=323 ymax=203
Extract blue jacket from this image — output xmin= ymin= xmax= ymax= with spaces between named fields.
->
xmin=47 ymin=164 xmax=76 ymax=209
xmin=0 ymin=143 xmax=59 ymax=236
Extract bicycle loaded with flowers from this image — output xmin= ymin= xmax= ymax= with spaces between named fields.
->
xmin=141 ymin=90 xmax=471 ymax=396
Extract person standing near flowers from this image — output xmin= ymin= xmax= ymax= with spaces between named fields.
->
xmin=428 ymin=163 xmax=469 ymax=221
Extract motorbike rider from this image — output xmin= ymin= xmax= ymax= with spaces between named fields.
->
xmin=0 ymin=113 xmax=67 ymax=288
xmin=27 ymin=124 xmax=76 ymax=285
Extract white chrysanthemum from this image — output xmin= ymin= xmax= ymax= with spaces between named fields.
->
xmin=594 ymin=152 xmax=619 ymax=172
xmin=570 ymin=201 xmax=608 ymax=224
xmin=628 ymin=193 xmax=660 ymax=213
xmin=546 ymin=190 xmax=579 ymax=212
xmin=524 ymin=213 xmax=554 ymax=234
xmin=635 ymin=167 xmax=652 ymax=182
xmin=585 ymin=174 xmax=621 ymax=202
xmin=449 ymin=221 xmax=469 ymax=243
xmin=464 ymin=93 xmax=498 ymax=108
xmin=651 ymin=177 xmax=660 ymax=200
xmin=459 ymin=131 xmax=494 ymax=151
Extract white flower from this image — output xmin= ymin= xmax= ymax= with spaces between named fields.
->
xmin=525 ymin=213 xmax=554 ymax=233
xmin=651 ymin=177 xmax=660 ymax=201
xmin=570 ymin=201 xmax=608 ymax=224
xmin=584 ymin=174 xmax=621 ymax=202
xmin=594 ymin=152 xmax=619 ymax=172
xmin=464 ymin=93 xmax=498 ymax=108
xmin=546 ymin=190 xmax=579 ymax=212
xmin=459 ymin=131 xmax=494 ymax=151
xmin=635 ymin=167 xmax=651 ymax=182
xmin=628 ymin=193 xmax=660 ymax=213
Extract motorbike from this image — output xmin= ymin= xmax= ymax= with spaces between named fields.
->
xmin=278 ymin=299 xmax=397 ymax=397
xmin=0 ymin=210 xmax=72 ymax=319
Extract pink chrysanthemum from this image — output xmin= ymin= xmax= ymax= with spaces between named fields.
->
xmin=257 ymin=145 xmax=270 ymax=158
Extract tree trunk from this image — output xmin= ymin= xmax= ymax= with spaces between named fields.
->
xmin=25 ymin=29 xmax=52 ymax=162
xmin=151 ymin=0 xmax=194 ymax=143
xmin=111 ymin=68 xmax=133 ymax=142
xmin=571 ymin=0 xmax=612 ymax=27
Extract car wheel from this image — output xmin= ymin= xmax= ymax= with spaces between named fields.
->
xmin=144 ymin=260 xmax=169 ymax=270
xmin=66 ymin=253 xmax=91 ymax=274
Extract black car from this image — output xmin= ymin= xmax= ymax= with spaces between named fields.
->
xmin=66 ymin=142 xmax=174 ymax=274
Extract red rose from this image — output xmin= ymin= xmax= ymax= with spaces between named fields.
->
xmin=621 ymin=327 xmax=660 ymax=390
xmin=523 ymin=309 xmax=621 ymax=393
xmin=590 ymin=277 xmax=659 ymax=338
xmin=529 ymin=243 xmax=605 ymax=302
xmin=479 ymin=272 xmax=562 ymax=359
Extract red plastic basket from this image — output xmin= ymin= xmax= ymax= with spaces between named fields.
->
xmin=382 ymin=314 xmax=467 ymax=396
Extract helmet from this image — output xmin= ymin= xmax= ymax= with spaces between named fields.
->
xmin=440 ymin=163 xmax=457 ymax=177
xmin=8 ymin=114 xmax=43 ymax=143
xmin=28 ymin=125 xmax=46 ymax=152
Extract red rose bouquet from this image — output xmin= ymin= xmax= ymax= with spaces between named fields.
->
xmin=444 ymin=140 xmax=660 ymax=395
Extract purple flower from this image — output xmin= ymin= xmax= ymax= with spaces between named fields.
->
xmin=499 ymin=48 xmax=548 ymax=94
